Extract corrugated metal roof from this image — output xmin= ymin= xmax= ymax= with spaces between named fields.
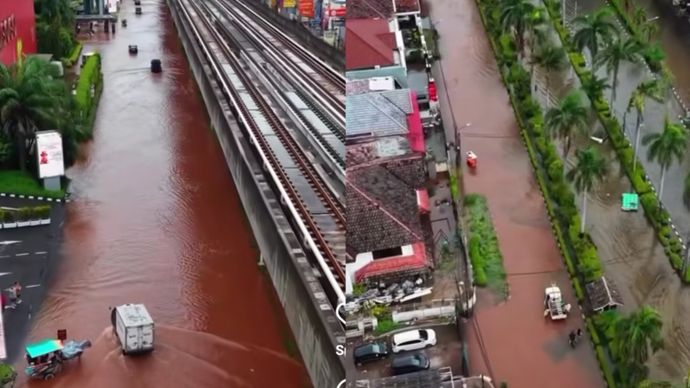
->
xmin=346 ymin=89 xmax=413 ymax=137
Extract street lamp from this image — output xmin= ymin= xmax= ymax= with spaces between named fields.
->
xmin=451 ymin=123 xmax=472 ymax=170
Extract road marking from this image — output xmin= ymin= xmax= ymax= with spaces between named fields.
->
xmin=0 ymin=241 xmax=21 ymax=246
xmin=34 ymin=251 xmax=47 ymax=255
xmin=0 ymin=273 xmax=11 ymax=277
xmin=15 ymin=253 xmax=29 ymax=257
xmin=24 ymin=284 xmax=40 ymax=289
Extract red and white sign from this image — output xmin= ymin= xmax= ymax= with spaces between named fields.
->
xmin=298 ymin=0 xmax=314 ymax=17
xmin=36 ymin=130 xmax=65 ymax=179
xmin=326 ymin=7 xmax=346 ymax=17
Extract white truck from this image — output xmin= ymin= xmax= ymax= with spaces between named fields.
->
xmin=110 ymin=304 xmax=155 ymax=355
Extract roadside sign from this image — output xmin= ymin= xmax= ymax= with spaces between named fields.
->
xmin=298 ymin=0 xmax=314 ymax=17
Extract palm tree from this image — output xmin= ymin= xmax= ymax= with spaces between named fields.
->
xmin=545 ymin=90 xmax=589 ymax=156
xmin=572 ymin=7 xmax=619 ymax=60
xmin=530 ymin=42 xmax=567 ymax=106
xmin=626 ymin=79 xmax=666 ymax=172
xmin=566 ymin=147 xmax=608 ymax=234
xmin=0 ymin=57 xmax=62 ymax=170
xmin=500 ymin=0 xmax=536 ymax=57
xmin=594 ymin=36 xmax=643 ymax=106
xmin=642 ymin=118 xmax=688 ymax=201
xmin=615 ymin=306 xmax=663 ymax=386
xmin=580 ymin=73 xmax=611 ymax=103
xmin=683 ymin=174 xmax=690 ymax=209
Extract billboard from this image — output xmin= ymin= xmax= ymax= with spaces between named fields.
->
xmin=298 ymin=0 xmax=314 ymax=17
xmin=36 ymin=130 xmax=65 ymax=179
xmin=284 ymin=0 xmax=296 ymax=8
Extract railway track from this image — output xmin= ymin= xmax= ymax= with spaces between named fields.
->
xmin=215 ymin=0 xmax=345 ymax=138
xmin=178 ymin=0 xmax=345 ymax=304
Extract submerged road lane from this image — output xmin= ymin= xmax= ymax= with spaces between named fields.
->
xmin=16 ymin=1 xmax=310 ymax=387
xmin=428 ymin=0 xmax=604 ymax=386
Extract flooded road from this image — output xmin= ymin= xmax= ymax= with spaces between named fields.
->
xmin=427 ymin=0 xmax=603 ymax=385
xmin=572 ymin=0 xmax=690 ymax=238
xmin=16 ymin=1 xmax=309 ymax=387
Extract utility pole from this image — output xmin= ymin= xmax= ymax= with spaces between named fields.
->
xmin=680 ymin=234 xmax=690 ymax=276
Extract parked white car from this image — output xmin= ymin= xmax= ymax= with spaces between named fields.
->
xmin=391 ymin=329 xmax=437 ymax=353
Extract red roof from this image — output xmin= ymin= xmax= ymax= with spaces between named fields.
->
xmin=345 ymin=19 xmax=396 ymax=70
xmin=417 ymin=189 xmax=429 ymax=213
xmin=355 ymin=242 xmax=429 ymax=281
xmin=394 ymin=0 xmax=421 ymax=13
xmin=406 ymin=90 xmax=425 ymax=153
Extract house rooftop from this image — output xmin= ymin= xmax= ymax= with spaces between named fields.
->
xmin=345 ymin=18 xmax=396 ymax=70
xmin=346 ymin=162 xmax=425 ymax=256
xmin=394 ymin=0 xmax=421 ymax=13
xmin=347 ymin=0 xmax=394 ymax=19
xmin=346 ymin=76 xmax=397 ymax=95
xmin=586 ymin=277 xmax=624 ymax=312
xmin=346 ymin=89 xmax=413 ymax=138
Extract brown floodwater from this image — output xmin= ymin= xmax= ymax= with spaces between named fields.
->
xmin=427 ymin=0 xmax=604 ymax=385
xmin=15 ymin=1 xmax=310 ymax=387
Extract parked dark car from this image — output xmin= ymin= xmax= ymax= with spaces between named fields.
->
xmin=391 ymin=353 xmax=431 ymax=376
xmin=353 ymin=342 xmax=389 ymax=365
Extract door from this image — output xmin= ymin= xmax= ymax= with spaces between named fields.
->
xmin=126 ymin=328 xmax=140 ymax=351
xmin=141 ymin=326 xmax=154 ymax=349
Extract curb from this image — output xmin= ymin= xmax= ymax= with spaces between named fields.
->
xmin=0 ymin=193 xmax=71 ymax=203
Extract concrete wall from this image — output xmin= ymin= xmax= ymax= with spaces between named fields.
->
xmin=166 ymin=1 xmax=345 ymax=387
xmin=243 ymin=0 xmax=345 ymax=71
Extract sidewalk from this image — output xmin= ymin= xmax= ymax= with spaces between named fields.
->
xmin=428 ymin=0 xmax=604 ymax=386
xmin=530 ymin=4 xmax=690 ymax=380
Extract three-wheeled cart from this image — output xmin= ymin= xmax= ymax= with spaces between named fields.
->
xmin=24 ymin=338 xmax=91 ymax=380
xmin=544 ymin=284 xmax=571 ymax=320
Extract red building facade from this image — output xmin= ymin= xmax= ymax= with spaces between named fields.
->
xmin=0 ymin=0 xmax=37 ymax=65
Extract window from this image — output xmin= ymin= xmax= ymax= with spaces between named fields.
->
xmin=418 ymin=330 xmax=428 ymax=340
xmin=372 ymin=246 xmax=403 ymax=260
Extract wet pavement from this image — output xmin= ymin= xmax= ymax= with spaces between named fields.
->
xmin=13 ymin=1 xmax=309 ymax=387
xmin=427 ymin=0 xmax=604 ymax=386
xmin=571 ymin=0 xmax=690 ymax=241
xmin=532 ymin=1 xmax=690 ymax=381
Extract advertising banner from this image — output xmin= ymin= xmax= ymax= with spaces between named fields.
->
xmin=36 ymin=131 xmax=65 ymax=179
xmin=298 ymin=0 xmax=314 ymax=17
xmin=284 ymin=0 xmax=296 ymax=8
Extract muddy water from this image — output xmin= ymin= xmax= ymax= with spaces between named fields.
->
xmin=16 ymin=2 xmax=309 ymax=387
xmin=427 ymin=0 xmax=603 ymax=386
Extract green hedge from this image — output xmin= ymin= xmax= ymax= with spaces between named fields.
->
xmin=463 ymin=194 xmax=506 ymax=291
xmin=61 ymin=43 xmax=83 ymax=67
xmin=474 ymin=0 xmax=617 ymax=385
xmin=74 ymin=53 xmax=103 ymax=141
xmin=607 ymin=0 xmax=666 ymax=73
xmin=0 ymin=170 xmax=65 ymax=198
xmin=542 ymin=1 xmax=688 ymax=282
xmin=0 ymin=206 xmax=51 ymax=223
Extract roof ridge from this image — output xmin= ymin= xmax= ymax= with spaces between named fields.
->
xmin=347 ymin=179 xmax=422 ymax=241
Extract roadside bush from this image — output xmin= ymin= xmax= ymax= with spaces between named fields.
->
xmin=547 ymin=158 xmax=564 ymax=183
xmin=17 ymin=207 xmax=32 ymax=221
xmin=2 ymin=211 xmax=14 ymax=223
xmin=74 ymin=53 xmax=103 ymax=141
xmin=374 ymin=319 xmax=399 ymax=335
xmin=464 ymin=194 xmax=506 ymax=292
xmin=62 ymin=43 xmax=83 ymax=67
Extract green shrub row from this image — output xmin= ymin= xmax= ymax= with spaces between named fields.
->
xmin=474 ymin=0 xmax=616 ymax=385
xmin=61 ymin=43 xmax=83 ymax=68
xmin=463 ymin=194 xmax=506 ymax=290
xmin=606 ymin=0 xmax=666 ymax=73
xmin=0 ymin=206 xmax=51 ymax=223
xmin=542 ymin=1 xmax=689 ymax=281
xmin=74 ymin=53 xmax=104 ymax=141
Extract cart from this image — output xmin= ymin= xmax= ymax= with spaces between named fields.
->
xmin=544 ymin=284 xmax=571 ymax=321
xmin=621 ymin=192 xmax=639 ymax=212
xmin=24 ymin=338 xmax=91 ymax=380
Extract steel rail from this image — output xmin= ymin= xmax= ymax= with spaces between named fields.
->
xmin=216 ymin=0 xmax=345 ymax=128
xmin=178 ymin=0 xmax=345 ymax=303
